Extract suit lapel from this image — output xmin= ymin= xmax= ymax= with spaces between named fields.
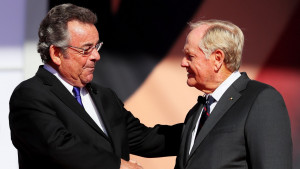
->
xmin=87 ymin=83 xmax=123 ymax=156
xmin=174 ymin=100 xmax=203 ymax=168
xmin=86 ymin=84 xmax=113 ymax=141
xmin=183 ymin=103 xmax=204 ymax=163
xmin=36 ymin=67 xmax=109 ymax=140
xmin=187 ymin=73 xmax=250 ymax=162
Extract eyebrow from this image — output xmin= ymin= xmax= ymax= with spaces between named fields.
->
xmin=81 ymin=40 xmax=100 ymax=48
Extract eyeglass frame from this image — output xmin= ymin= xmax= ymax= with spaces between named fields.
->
xmin=66 ymin=42 xmax=103 ymax=55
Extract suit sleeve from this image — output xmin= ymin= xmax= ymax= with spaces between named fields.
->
xmin=109 ymin=89 xmax=183 ymax=157
xmin=9 ymin=84 xmax=121 ymax=169
xmin=126 ymin=116 xmax=183 ymax=157
xmin=245 ymin=87 xmax=292 ymax=169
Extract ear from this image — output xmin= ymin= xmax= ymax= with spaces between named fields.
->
xmin=49 ymin=45 xmax=62 ymax=66
xmin=212 ymin=49 xmax=225 ymax=71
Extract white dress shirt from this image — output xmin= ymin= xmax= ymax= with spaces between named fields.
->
xmin=43 ymin=64 xmax=107 ymax=135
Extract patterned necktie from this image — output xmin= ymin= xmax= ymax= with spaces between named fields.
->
xmin=197 ymin=95 xmax=215 ymax=135
xmin=72 ymin=87 xmax=84 ymax=107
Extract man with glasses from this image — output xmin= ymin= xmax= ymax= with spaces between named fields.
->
xmin=9 ymin=3 xmax=182 ymax=169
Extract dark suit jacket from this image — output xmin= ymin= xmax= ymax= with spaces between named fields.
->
xmin=175 ymin=73 xmax=292 ymax=169
xmin=9 ymin=66 xmax=182 ymax=169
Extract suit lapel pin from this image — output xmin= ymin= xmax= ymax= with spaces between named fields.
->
xmin=229 ymin=97 xmax=233 ymax=100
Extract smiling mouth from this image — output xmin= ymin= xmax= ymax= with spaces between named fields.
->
xmin=187 ymin=73 xmax=195 ymax=78
xmin=83 ymin=66 xmax=95 ymax=69
xmin=83 ymin=67 xmax=95 ymax=73
xmin=186 ymin=69 xmax=195 ymax=77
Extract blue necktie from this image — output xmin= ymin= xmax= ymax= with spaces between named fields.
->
xmin=72 ymin=87 xmax=84 ymax=107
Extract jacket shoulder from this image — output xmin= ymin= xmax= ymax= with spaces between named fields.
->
xmin=245 ymin=79 xmax=280 ymax=95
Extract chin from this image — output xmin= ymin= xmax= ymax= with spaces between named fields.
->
xmin=82 ymin=75 xmax=94 ymax=84
xmin=187 ymin=80 xmax=196 ymax=88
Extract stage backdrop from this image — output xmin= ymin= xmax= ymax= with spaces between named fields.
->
xmin=0 ymin=0 xmax=298 ymax=169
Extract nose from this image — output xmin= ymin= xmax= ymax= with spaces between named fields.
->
xmin=90 ymin=49 xmax=101 ymax=61
xmin=181 ymin=56 xmax=189 ymax=67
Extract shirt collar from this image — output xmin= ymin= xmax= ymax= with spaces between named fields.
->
xmin=43 ymin=64 xmax=79 ymax=95
xmin=209 ymin=71 xmax=241 ymax=102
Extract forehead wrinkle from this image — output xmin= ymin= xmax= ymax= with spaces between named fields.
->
xmin=67 ymin=20 xmax=99 ymax=47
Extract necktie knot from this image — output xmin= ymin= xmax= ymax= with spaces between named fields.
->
xmin=197 ymin=95 xmax=215 ymax=106
xmin=73 ymin=87 xmax=80 ymax=96
xmin=197 ymin=95 xmax=215 ymax=132
xmin=203 ymin=95 xmax=215 ymax=115
xmin=205 ymin=95 xmax=215 ymax=107
xmin=72 ymin=87 xmax=83 ymax=106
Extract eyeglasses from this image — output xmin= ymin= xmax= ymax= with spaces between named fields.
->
xmin=66 ymin=42 xmax=103 ymax=55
